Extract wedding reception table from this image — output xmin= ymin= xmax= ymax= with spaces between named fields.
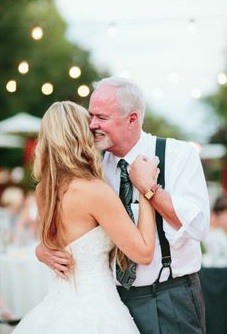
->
xmin=0 ymin=243 xmax=53 ymax=318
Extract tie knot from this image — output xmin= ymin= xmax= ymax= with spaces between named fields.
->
xmin=118 ymin=159 xmax=128 ymax=171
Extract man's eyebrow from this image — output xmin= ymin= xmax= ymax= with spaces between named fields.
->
xmin=89 ymin=111 xmax=109 ymax=117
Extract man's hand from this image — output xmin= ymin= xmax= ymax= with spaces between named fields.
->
xmin=129 ymin=155 xmax=160 ymax=194
xmin=35 ymin=243 xmax=73 ymax=279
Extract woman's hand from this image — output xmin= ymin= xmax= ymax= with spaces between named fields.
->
xmin=129 ymin=155 xmax=160 ymax=194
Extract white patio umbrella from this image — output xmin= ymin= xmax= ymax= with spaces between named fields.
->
xmin=0 ymin=134 xmax=25 ymax=148
xmin=200 ymin=144 xmax=227 ymax=160
xmin=0 ymin=112 xmax=41 ymax=136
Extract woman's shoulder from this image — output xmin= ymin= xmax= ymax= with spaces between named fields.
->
xmin=68 ymin=177 xmax=110 ymax=196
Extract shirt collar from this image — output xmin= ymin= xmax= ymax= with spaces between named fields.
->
xmin=103 ymin=131 xmax=149 ymax=173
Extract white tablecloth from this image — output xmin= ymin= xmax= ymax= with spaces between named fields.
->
xmin=0 ymin=243 xmax=53 ymax=318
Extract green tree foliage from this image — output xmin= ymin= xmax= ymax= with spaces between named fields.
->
xmin=203 ymin=78 xmax=227 ymax=146
xmin=0 ymin=0 xmax=107 ymax=120
xmin=202 ymin=74 xmax=227 ymax=187
xmin=143 ymin=110 xmax=187 ymax=140
xmin=205 ymin=86 xmax=227 ymax=125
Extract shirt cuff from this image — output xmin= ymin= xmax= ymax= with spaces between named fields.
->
xmin=167 ymin=196 xmax=207 ymax=248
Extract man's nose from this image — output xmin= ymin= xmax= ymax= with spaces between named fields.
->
xmin=89 ymin=116 xmax=99 ymax=129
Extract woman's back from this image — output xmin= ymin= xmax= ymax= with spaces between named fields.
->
xmin=59 ymin=177 xmax=101 ymax=245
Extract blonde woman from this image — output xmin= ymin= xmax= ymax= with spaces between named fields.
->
xmin=13 ymin=101 xmax=156 ymax=334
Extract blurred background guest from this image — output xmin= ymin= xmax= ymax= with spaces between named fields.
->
xmin=0 ymin=187 xmax=38 ymax=251
xmin=15 ymin=191 xmax=39 ymax=246
xmin=202 ymin=194 xmax=227 ymax=267
xmin=200 ymin=194 xmax=227 ymax=334
xmin=0 ymin=187 xmax=25 ymax=251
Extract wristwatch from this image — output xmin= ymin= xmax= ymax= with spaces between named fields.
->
xmin=144 ymin=184 xmax=161 ymax=200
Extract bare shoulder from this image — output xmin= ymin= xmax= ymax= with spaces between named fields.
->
xmin=67 ymin=177 xmax=113 ymax=199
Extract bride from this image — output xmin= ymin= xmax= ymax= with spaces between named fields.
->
xmin=12 ymin=101 xmax=156 ymax=334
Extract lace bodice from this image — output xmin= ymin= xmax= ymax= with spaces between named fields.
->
xmin=46 ymin=226 xmax=117 ymax=304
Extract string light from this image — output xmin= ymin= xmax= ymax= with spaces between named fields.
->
xmin=69 ymin=66 xmax=81 ymax=78
xmin=187 ymin=18 xmax=198 ymax=34
xmin=6 ymin=80 xmax=17 ymax=93
xmin=41 ymin=82 xmax=53 ymax=95
xmin=218 ymin=73 xmax=227 ymax=85
xmin=18 ymin=61 xmax=29 ymax=74
xmin=107 ymin=22 xmax=117 ymax=38
xmin=31 ymin=26 xmax=43 ymax=40
xmin=77 ymin=85 xmax=90 ymax=97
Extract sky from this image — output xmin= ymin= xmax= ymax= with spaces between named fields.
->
xmin=55 ymin=0 xmax=227 ymax=143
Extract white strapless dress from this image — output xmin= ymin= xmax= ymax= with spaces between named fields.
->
xmin=12 ymin=226 xmax=140 ymax=333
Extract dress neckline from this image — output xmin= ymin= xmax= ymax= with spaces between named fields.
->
xmin=65 ymin=225 xmax=101 ymax=250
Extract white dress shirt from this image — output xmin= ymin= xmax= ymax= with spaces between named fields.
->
xmin=103 ymin=131 xmax=210 ymax=286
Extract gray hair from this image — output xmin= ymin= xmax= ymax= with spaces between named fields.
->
xmin=93 ymin=76 xmax=146 ymax=125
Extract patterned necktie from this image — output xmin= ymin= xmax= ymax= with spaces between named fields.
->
xmin=116 ymin=159 xmax=137 ymax=289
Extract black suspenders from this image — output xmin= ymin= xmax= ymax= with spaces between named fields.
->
xmin=155 ymin=137 xmax=173 ymax=283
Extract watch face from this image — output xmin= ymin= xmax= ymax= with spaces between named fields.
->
xmin=145 ymin=190 xmax=154 ymax=200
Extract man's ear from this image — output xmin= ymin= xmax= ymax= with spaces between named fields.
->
xmin=129 ymin=111 xmax=138 ymax=123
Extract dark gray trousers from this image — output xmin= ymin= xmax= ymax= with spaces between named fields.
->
xmin=117 ymin=273 xmax=206 ymax=334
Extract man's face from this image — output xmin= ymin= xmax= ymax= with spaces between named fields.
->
xmin=89 ymin=86 xmax=129 ymax=155
xmin=217 ymin=211 xmax=227 ymax=232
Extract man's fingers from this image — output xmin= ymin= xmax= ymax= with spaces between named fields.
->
xmin=52 ymin=255 xmax=71 ymax=266
xmin=53 ymin=262 xmax=69 ymax=273
xmin=156 ymin=168 xmax=160 ymax=177
xmin=54 ymin=269 xmax=69 ymax=280
xmin=136 ymin=155 xmax=159 ymax=165
xmin=53 ymin=250 xmax=72 ymax=260
xmin=154 ymin=156 xmax=160 ymax=164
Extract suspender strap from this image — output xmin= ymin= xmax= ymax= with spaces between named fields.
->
xmin=155 ymin=137 xmax=172 ymax=282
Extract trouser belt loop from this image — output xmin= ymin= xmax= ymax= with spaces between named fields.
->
xmin=152 ymin=281 xmax=157 ymax=297
xmin=186 ymin=272 xmax=192 ymax=286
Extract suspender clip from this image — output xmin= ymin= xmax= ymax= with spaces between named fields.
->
xmin=162 ymin=256 xmax=172 ymax=267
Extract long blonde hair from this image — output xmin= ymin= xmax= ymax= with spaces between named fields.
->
xmin=33 ymin=101 xmax=103 ymax=250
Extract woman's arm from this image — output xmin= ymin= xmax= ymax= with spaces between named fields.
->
xmin=91 ymin=180 xmax=156 ymax=265
xmin=36 ymin=177 xmax=156 ymax=276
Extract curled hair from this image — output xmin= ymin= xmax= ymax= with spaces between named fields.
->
xmin=33 ymin=101 xmax=103 ymax=250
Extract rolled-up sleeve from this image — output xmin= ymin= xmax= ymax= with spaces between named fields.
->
xmin=164 ymin=140 xmax=210 ymax=247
